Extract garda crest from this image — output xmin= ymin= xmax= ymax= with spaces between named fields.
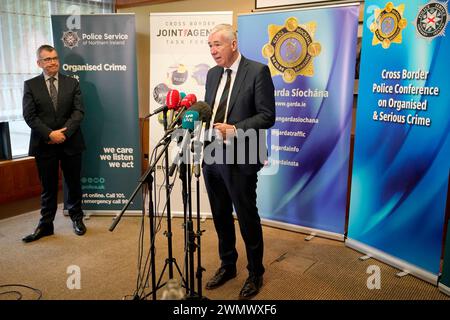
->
xmin=262 ymin=17 xmax=321 ymax=83
xmin=415 ymin=0 xmax=448 ymax=40
xmin=61 ymin=30 xmax=80 ymax=49
xmin=370 ymin=2 xmax=407 ymax=49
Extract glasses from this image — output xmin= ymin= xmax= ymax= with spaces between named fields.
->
xmin=40 ymin=56 xmax=59 ymax=63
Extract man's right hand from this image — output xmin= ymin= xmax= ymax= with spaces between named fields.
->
xmin=48 ymin=127 xmax=67 ymax=144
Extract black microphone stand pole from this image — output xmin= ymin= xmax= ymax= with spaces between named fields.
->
xmin=179 ymin=161 xmax=190 ymax=295
xmin=162 ymin=110 xmax=175 ymax=279
xmin=193 ymin=161 xmax=206 ymax=298
xmin=184 ymin=138 xmax=208 ymax=300
xmin=186 ymin=161 xmax=197 ymax=298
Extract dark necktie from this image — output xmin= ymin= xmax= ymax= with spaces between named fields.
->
xmin=49 ymin=77 xmax=57 ymax=110
xmin=213 ymin=69 xmax=232 ymax=123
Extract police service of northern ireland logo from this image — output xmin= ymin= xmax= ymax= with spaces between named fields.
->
xmin=416 ymin=0 xmax=448 ymax=39
xmin=61 ymin=30 xmax=80 ymax=49
xmin=370 ymin=2 xmax=407 ymax=49
xmin=262 ymin=17 xmax=321 ymax=83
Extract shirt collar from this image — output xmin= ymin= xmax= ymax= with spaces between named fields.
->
xmin=43 ymin=73 xmax=59 ymax=82
xmin=224 ymin=53 xmax=241 ymax=76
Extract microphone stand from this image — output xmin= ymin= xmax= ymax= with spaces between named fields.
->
xmin=109 ymin=134 xmax=171 ymax=300
xmin=184 ymin=138 xmax=207 ymax=300
xmin=186 ymin=160 xmax=196 ymax=298
xmin=149 ymin=110 xmax=186 ymax=299
xmin=179 ymin=159 xmax=190 ymax=295
xmin=160 ymin=110 xmax=182 ymax=281
xmin=193 ymin=143 xmax=206 ymax=299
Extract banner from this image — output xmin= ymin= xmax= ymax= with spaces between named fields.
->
xmin=347 ymin=0 xmax=450 ymax=282
xmin=238 ymin=4 xmax=359 ymax=238
xmin=149 ymin=12 xmax=232 ymax=215
xmin=52 ymin=14 xmax=142 ymax=213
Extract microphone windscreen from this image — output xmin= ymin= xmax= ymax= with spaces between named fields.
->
xmin=166 ymin=89 xmax=180 ymax=109
xmin=189 ymin=101 xmax=212 ymax=123
xmin=179 ymin=97 xmax=193 ymax=109
xmin=181 ymin=110 xmax=199 ymax=132
xmin=185 ymin=93 xmax=197 ymax=104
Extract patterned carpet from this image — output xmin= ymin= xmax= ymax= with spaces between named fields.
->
xmin=0 ymin=204 xmax=448 ymax=301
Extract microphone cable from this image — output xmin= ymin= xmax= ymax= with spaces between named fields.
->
xmin=0 ymin=284 xmax=42 ymax=300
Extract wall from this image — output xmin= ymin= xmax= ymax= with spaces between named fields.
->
xmin=0 ymin=158 xmax=41 ymax=204
xmin=118 ymin=0 xmax=255 ymax=117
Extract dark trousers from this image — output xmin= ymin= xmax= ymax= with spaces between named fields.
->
xmin=203 ymin=163 xmax=265 ymax=277
xmin=35 ymin=150 xmax=83 ymax=225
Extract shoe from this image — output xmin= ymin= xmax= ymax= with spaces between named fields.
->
xmin=205 ymin=266 xmax=237 ymax=290
xmin=239 ymin=275 xmax=263 ymax=300
xmin=22 ymin=224 xmax=54 ymax=243
xmin=73 ymin=219 xmax=86 ymax=236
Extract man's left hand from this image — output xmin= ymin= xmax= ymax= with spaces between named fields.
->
xmin=213 ymin=123 xmax=236 ymax=139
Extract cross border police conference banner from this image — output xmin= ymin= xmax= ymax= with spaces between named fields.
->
xmin=149 ymin=12 xmax=232 ymax=216
xmin=238 ymin=4 xmax=359 ymax=239
xmin=347 ymin=0 xmax=450 ymax=283
xmin=52 ymin=14 xmax=142 ymax=214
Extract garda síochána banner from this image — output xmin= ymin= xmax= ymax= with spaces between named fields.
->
xmin=238 ymin=4 xmax=359 ymax=238
xmin=347 ymin=1 xmax=450 ymax=283
xmin=52 ymin=14 xmax=142 ymax=213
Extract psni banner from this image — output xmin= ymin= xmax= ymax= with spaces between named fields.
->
xmin=347 ymin=1 xmax=450 ymax=283
xmin=238 ymin=4 xmax=359 ymax=238
xmin=52 ymin=14 xmax=142 ymax=213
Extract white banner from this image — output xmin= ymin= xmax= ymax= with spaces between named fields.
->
xmin=149 ymin=11 xmax=232 ymax=215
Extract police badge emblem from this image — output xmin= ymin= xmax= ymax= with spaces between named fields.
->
xmin=415 ymin=0 xmax=448 ymax=39
xmin=262 ymin=17 xmax=321 ymax=83
xmin=61 ymin=30 xmax=80 ymax=49
xmin=370 ymin=2 xmax=407 ymax=49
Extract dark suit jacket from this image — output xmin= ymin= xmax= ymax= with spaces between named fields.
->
xmin=23 ymin=73 xmax=85 ymax=157
xmin=205 ymin=56 xmax=275 ymax=174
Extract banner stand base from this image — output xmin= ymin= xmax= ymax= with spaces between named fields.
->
xmin=439 ymin=283 xmax=450 ymax=296
xmin=63 ymin=210 xmax=143 ymax=217
xmin=261 ymin=218 xmax=344 ymax=241
xmin=346 ymin=238 xmax=438 ymax=285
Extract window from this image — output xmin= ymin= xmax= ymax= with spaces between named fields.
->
xmin=0 ymin=0 xmax=114 ymax=159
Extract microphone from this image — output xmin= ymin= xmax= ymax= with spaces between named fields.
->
xmin=169 ymin=110 xmax=200 ymax=176
xmin=156 ymin=100 xmax=207 ymax=148
xmin=146 ymin=89 xmax=180 ymax=118
xmin=168 ymin=93 xmax=197 ymax=130
xmin=189 ymin=101 xmax=212 ymax=123
xmin=189 ymin=102 xmax=212 ymax=176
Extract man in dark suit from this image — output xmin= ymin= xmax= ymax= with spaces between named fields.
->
xmin=22 ymin=45 xmax=87 ymax=243
xmin=203 ymin=24 xmax=275 ymax=299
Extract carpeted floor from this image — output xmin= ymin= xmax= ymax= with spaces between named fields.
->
xmin=0 ymin=202 xmax=449 ymax=301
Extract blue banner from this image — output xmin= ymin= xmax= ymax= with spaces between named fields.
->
xmin=348 ymin=1 xmax=450 ymax=279
xmin=238 ymin=4 xmax=359 ymax=236
xmin=52 ymin=14 xmax=142 ymax=212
